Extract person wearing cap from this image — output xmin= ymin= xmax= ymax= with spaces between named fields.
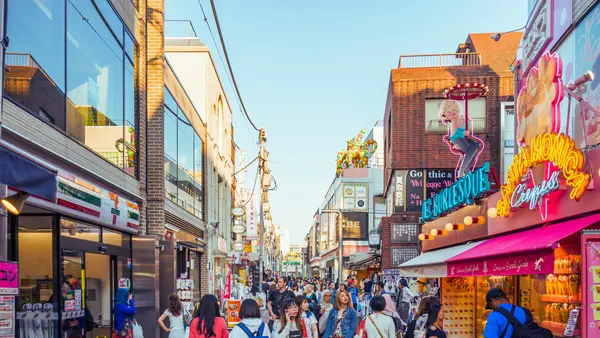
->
xmin=395 ymin=278 xmax=413 ymax=325
xmin=483 ymin=288 xmax=526 ymax=338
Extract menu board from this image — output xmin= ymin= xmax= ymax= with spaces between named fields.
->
xmin=390 ymin=224 xmax=419 ymax=243
xmin=0 ymin=296 xmax=14 ymax=337
xmin=391 ymin=247 xmax=419 ymax=267
xmin=405 ymin=170 xmax=425 ymax=212
xmin=425 ymin=169 xmax=455 ymax=199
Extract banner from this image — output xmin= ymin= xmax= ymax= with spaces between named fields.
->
xmin=246 ymin=191 xmax=258 ymax=240
xmin=223 ymin=270 xmax=231 ymax=299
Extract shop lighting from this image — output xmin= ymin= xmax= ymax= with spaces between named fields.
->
xmin=463 ymin=216 xmax=485 ymax=225
xmin=445 ymin=223 xmax=465 ymax=232
xmin=231 ymin=207 xmax=245 ymax=217
xmin=487 ymin=207 xmax=498 ymax=219
xmin=567 ymin=71 xmax=594 ymax=90
xmin=418 ymin=233 xmax=432 ymax=241
xmin=430 ymin=229 xmax=447 ymax=236
xmin=233 ymin=241 xmax=245 ymax=251
xmin=1 ymin=191 xmax=30 ymax=215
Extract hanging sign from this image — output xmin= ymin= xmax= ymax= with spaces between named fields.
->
xmin=496 ymin=52 xmax=591 ymax=220
xmin=246 ymin=192 xmax=258 ymax=240
xmin=223 ymin=271 xmax=231 ymax=299
xmin=422 ymin=162 xmax=492 ymax=222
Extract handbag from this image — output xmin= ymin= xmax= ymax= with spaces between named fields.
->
xmin=113 ymin=317 xmax=133 ymax=338
xmin=332 ymin=310 xmax=347 ymax=338
xmin=354 ymin=319 xmax=367 ymax=338
xmin=132 ymin=320 xmax=144 ymax=338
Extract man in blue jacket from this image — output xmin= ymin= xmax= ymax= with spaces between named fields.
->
xmin=348 ymin=280 xmax=359 ymax=310
xmin=484 ymin=288 xmax=527 ymax=338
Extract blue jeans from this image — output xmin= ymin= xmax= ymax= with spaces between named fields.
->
xmin=454 ymin=137 xmax=481 ymax=177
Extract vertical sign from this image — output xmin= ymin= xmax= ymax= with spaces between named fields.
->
xmin=405 ymin=170 xmax=425 ymax=212
xmin=501 ymin=102 xmax=515 ymax=184
xmin=246 ymin=192 xmax=258 ymax=240
xmin=223 ymin=269 xmax=231 ymax=299
xmin=373 ymin=196 xmax=386 ymax=230
xmin=394 ymin=170 xmax=405 ymax=213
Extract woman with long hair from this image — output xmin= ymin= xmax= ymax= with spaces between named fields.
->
xmin=230 ymin=299 xmax=271 ymax=338
xmin=318 ymin=290 xmax=333 ymax=334
xmin=304 ymin=285 xmax=319 ymax=318
xmin=189 ymin=294 xmax=229 ymax=338
xmin=271 ymin=298 xmax=303 ymax=338
xmin=424 ymin=304 xmax=445 ymax=338
xmin=404 ymin=297 xmax=440 ymax=338
xmin=296 ymin=296 xmax=318 ymax=338
xmin=322 ymin=290 xmax=357 ymax=338
xmin=158 ymin=293 xmax=187 ymax=338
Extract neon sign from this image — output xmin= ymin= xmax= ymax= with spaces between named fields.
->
xmin=422 ymin=162 xmax=491 ymax=222
xmin=496 ymin=52 xmax=591 ymax=219
xmin=496 ymin=132 xmax=590 ymax=217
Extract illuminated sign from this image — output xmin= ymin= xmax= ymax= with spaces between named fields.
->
xmin=422 ymin=162 xmax=491 ymax=222
xmin=496 ymin=132 xmax=590 ymax=217
xmin=496 ymin=52 xmax=591 ymax=219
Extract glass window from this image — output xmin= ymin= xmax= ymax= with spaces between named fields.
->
xmin=178 ymin=114 xmax=195 ymax=215
xmin=124 ymin=61 xmax=136 ymax=175
xmin=125 ymin=32 xmax=135 ymax=62
xmin=93 ymin=0 xmax=124 ymax=44
xmin=5 ymin=0 xmax=66 ymax=129
xmin=165 ymin=88 xmax=177 ymax=112
xmin=424 ymin=98 xmax=486 ymax=134
xmin=165 ymin=106 xmax=179 ymax=204
xmin=60 ymin=218 xmax=101 ymax=242
xmin=194 ymin=133 xmax=204 ymax=219
xmin=66 ymin=0 xmax=124 ymax=170
xmin=102 ymin=227 xmax=129 ymax=247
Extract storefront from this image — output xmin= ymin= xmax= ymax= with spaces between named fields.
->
xmin=346 ymin=252 xmax=380 ymax=282
xmin=6 ymin=169 xmax=140 ymax=338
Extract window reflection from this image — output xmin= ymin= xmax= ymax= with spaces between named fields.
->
xmin=4 ymin=0 xmax=66 ymax=129
xmin=178 ymin=115 xmax=195 ymax=214
xmin=194 ymin=133 xmax=204 ymax=219
xmin=165 ymin=104 xmax=179 ymax=204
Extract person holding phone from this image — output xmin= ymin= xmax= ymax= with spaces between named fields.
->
xmin=114 ymin=288 xmax=135 ymax=338
xmin=271 ymin=299 xmax=303 ymax=338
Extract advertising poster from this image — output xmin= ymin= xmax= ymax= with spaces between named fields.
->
xmin=0 ymin=261 xmax=18 ymax=295
xmin=227 ymin=299 xmax=241 ymax=328
xmin=223 ymin=270 xmax=231 ymax=299
xmin=0 ymin=296 xmax=15 ymax=337
xmin=342 ymin=212 xmax=368 ymax=240
xmin=405 ymin=170 xmax=425 ymax=212
xmin=342 ymin=183 xmax=368 ymax=212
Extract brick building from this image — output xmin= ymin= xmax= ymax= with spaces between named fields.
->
xmin=381 ymin=32 xmax=522 ymax=269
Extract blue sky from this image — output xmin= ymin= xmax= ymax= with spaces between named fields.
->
xmin=165 ymin=0 xmax=528 ymax=245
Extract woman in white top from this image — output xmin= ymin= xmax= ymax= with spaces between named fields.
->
xmin=296 ymin=295 xmax=318 ymax=338
xmin=271 ymin=298 xmax=303 ymax=338
xmin=158 ymin=293 xmax=188 ymax=338
xmin=360 ymin=296 xmax=395 ymax=338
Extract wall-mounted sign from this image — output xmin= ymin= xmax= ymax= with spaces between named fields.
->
xmin=394 ymin=171 xmax=405 ymax=213
xmin=422 ymin=162 xmax=492 ymax=222
xmin=342 ymin=212 xmax=368 ymax=240
xmin=218 ymin=237 xmax=227 ymax=253
xmin=390 ymin=224 xmax=419 ymax=243
xmin=0 ymin=261 xmax=18 ymax=295
xmin=368 ymin=231 xmax=381 ymax=247
xmin=520 ymin=0 xmax=552 ymax=74
xmin=342 ymin=183 xmax=368 ymax=212
xmin=496 ymin=53 xmax=591 ymax=220
xmin=405 ymin=170 xmax=425 ymax=212
xmin=246 ymin=192 xmax=258 ymax=240
xmin=391 ymin=247 xmax=419 ymax=267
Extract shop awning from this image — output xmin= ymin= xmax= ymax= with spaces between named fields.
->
xmin=398 ymin=241 xmax=485 ymax=277
xmin=347 ymin=252 xmax=378 ymax=268
xmin=0 ymin=144 xmax=57 ymax=201
xmin=447 ymin=213 xmax=600 ymax=277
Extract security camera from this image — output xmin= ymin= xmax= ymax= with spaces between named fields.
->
xmin=210 ymin=221 xmax=220 ymax=227
xmin=490 ymin=33 xmax=501 ymax=42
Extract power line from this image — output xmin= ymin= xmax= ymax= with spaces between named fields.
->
xmin=240 ymin=169 xmax=260 ymax=208
xmin=233 ymin=156 xmax=258 ymax=176
xmin=208 ymin=0 xmax=260 ymax=132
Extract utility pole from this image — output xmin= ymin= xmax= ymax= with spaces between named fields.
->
xmin=258 ymin=127 xmax=268 ymax=287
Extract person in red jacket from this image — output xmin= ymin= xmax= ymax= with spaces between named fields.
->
xmin=189 ymin=294 xmax=229 ymax=338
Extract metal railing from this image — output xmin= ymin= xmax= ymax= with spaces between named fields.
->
xmin=165 ymin=20 xmax=198 ymax=38
xmin=398 ymin=52 xmax=483 ymax=68
xmin=5 ymin=52 xmax=40 ymax=68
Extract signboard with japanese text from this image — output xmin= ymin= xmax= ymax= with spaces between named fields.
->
xmin=390 ymin=224 xmax=419 ymax=243
xmin=391 ymin=247 xmax=419 ymax=267
xmin=246 ymin=192 xmax=258 ymax=240
xmin=0 ymin=262 xmax=18 ymax=295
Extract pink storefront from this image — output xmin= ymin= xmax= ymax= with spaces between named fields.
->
xmin=398 ymin=1 xmax=600 ymax=337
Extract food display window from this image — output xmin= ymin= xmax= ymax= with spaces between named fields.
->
xmin=475 ymin=276 xmax=516 ymax=337
xmin=441 ymin=277 xmax=475 ymax=338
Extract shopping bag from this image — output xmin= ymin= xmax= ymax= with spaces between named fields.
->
xmin=132 ymin=320 xmax=144 ymax=338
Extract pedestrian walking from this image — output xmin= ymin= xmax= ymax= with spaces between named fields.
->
xmin=292 ymin=283 xmax=302 ymax=297
xmin=271 ymin=298 xmax=303 ymax=338
xmin=189 ymin=294 xmax=229 ymax=338
xmin=322 ymin=290 xmax=357 ymax=338
xmin=304 ymin=284 xmax=319 ymax=318
xmin=423 ymin=304 xmax=445 ymax=338
xmin=359 ymin=296 xmax=395 ymax=338
xmin=382 ymin=294 xmax=404 ymax=335
xmin=268 ymin=277 xmax=296 ymax=331
xmin=230 ymin=299 xmax=271 ymax=338
xmin=158 ymin=293 xmax=188 ymax=338
xmin=395 ymin=279 xmax=413 ymax=325
xmin=296 ymin=296 xmax=319 ymax=338
xmin=404 ymin=297 xmax=440 ymax=338
xmin=347 ymin=281 xmax=358 ymax=311
xmin=114 ymin=288 xmax=135 ymax=338
xmin=318 ymin=290 xmax=333 ymax=335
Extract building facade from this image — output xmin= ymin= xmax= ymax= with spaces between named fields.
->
xmin=381 ymin=32 xmax=521 ymax=270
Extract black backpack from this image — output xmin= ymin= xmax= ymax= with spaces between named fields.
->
xmin=495 ymin=305 xmax=552 ymax=338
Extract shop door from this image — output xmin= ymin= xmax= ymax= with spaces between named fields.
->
xmin=60 ymin=249 xmax=126 ymax=338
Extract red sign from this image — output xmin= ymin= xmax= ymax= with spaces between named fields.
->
xmin=447 ymin=250 xmax=554 ymax=277
xmin=223 ymin=270 xmax=231 ymax=299
xmin=0 ymin=261 xmax=18 ymax=295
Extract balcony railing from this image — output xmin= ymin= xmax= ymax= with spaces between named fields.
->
xmin=5 ymin=52 xmax=40 ymax=68
xmin=398 ymin=52 xmax=483 ymax=68
xmin=165 ymin=20 xmax=198 ymax=38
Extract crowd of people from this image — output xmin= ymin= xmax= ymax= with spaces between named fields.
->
xmin=110 ymin=275 xmax=550 ymax=338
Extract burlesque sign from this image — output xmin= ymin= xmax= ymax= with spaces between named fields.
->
xmin=495 ymin=52 xmax=591 ymax=219
xmin=422 ymin=162 xmax=491 ymax=222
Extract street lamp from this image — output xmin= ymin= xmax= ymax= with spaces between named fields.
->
xmin=321 ymin=209 xmax=343 ymax=284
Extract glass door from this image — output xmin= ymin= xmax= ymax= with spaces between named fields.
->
xmin=84 ymin=253 xmax=112 ymax=338
xmin=60 ymin=249 xmax=84 ymax=338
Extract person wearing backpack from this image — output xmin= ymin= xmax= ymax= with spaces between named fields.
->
xmin=405 ymin=297 xmax=439 ymax=338
xmin=231 ymin=299 xmax=271 ymax=338
xmin=484 ymin=288 xmax=552 ymax=338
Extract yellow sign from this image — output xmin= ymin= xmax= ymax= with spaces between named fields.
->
xmin=496 ymin=132 xmax=591 ymax=217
